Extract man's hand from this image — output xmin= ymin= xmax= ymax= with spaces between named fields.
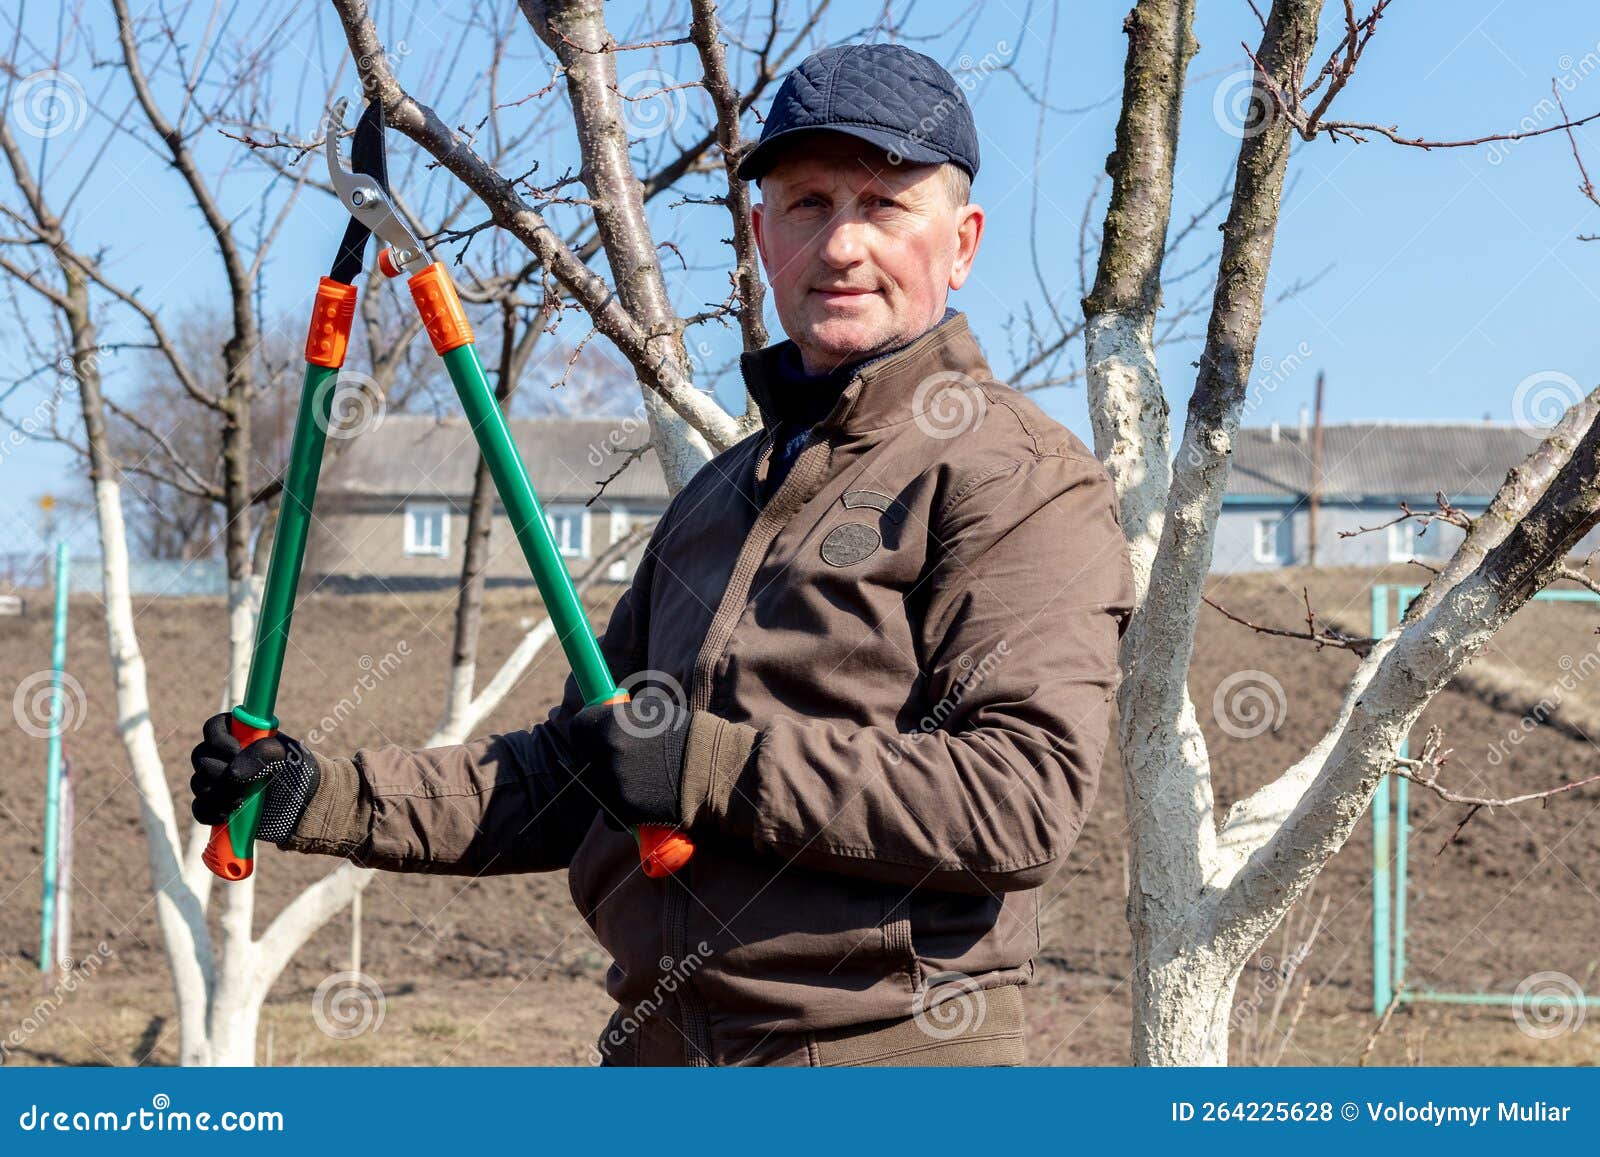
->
xmin=189 ymin=713 xmax=321 ymax=846
xmin=567 ymin=699 xmax=693 ymax=831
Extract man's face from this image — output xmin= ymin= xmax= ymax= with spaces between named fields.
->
xmin=752 ymin=134 xmax=984 ymax=374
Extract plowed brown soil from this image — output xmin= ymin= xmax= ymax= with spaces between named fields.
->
xmin=2 ymin=563 xmax=1596 ymax=1065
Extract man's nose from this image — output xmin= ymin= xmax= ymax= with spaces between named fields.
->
xmin=814 ymin=216 xmax=865 ymax=268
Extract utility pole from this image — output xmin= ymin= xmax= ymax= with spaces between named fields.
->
xmin=1308 ymin=372 xmax=1325 ymax=568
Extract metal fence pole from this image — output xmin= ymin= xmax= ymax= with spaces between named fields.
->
xmin=1370 ymin=584 xmax=1392 ymax=1014
xmin=39 ymin=542 xmax=69 ymax=974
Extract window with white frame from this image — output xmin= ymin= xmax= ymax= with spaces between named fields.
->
xmin=546 ymin=505 xmax=588 ymax=558
xmin=403 ymin=502 xmax=449 ymax=558
xmin=1253 ymin=515 xmax=1292 ymax=565
xmin=1387 ymin=519 xmax=1423 ymax=562
xmin=607 ymin=507 xmax=631 ymax=581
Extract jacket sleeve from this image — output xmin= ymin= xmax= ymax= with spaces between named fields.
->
xmin=679 ymin=452 xmax=1134 ymax=896
xmin=280 ymin=511 xmax=664 ymax=875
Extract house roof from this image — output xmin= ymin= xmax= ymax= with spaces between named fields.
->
xmin=319 ymin=414 xmax=671 ymax=503
xmin=1229 ymin=420 xmax=1543 ymax=500
xmin=323 ymin=416 xmax=1545 ymax=506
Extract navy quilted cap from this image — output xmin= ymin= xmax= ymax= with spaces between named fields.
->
xmin=735 ymin=43 xmax=979 ymax=183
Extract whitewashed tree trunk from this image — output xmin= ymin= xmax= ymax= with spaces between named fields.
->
xmin=89 ymin=475 xmax=379 ymax=1065
xmin=429 ymin=525 xmax=653 ymax=746
xmin=3 ymin=55 xmax=382 ymax=1067
xmin=93 ymin=478 xmax=215 ymax=1065
xmin=429 ymin=619 xmax=559 ymax=748
xmin=206 ymin=574 xmax=264 ymax=1065
xmin=645 ymin=394 xmax=714 ymax=495
xmin=1088 ymin=0 xmax=1600 ymax=1065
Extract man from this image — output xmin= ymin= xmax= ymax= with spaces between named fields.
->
xmin=191 ymin=43 xmax=1134 ymax=1066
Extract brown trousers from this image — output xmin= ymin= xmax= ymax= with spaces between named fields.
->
xmin=597 ymin=984 xmax=1026 ymax=1067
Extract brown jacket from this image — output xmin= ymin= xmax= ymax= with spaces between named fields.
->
xmin=285 ymin=313 xmax=1134 ymax=1064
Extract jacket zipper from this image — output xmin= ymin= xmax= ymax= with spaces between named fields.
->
xmin=668 ymin=427 xmax=834 ymax=1065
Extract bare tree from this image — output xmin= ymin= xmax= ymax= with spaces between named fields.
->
xmin=1083 ymin=0 xmax=1600 ymax=1064
xmin=307 ymin=0 xmax=829 ymax=747
xmin=0 ymin=8 xmax=374 ymax=1064
xmin=96 ymin=311 xmax=302 ymax=561
xmin=325 ymin=0 xmax=834 ymax=489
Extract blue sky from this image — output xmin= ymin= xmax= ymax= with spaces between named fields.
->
xmin=3 ymin=0 xmax=1598 ymax=557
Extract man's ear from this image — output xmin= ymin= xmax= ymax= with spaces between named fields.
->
xmin=948 ymin=202 xmax=985 ymax=292
xmin=751 ymin=200 xmax=768 ymax=268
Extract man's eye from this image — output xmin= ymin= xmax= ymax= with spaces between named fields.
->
xmin=793 ymin=196 xmax=824 ymax=210
xmin=874 ymin=197 xmax=901 ymax=210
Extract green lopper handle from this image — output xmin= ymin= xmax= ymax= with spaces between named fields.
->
xmin=206 ymin=279 xmax=354 ymax=881
xmin=411 ymin=262 xmax=694 ymax=879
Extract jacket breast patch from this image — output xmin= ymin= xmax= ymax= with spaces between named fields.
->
xmin=821 ymin=522 xmax=882 ymax=567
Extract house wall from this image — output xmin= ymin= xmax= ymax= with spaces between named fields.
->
xmin=304 ymin=495 xmax=665 ymax=591
xmin=1217 ymin=498 xmax=1600 ymax=573
xmin=1213 ymin=503 xmax=1294 ymax=573
xmin=310 ymin=490 xmax=1600 ymax=586
xmin=1217 ymin=499 xmax=1473 ymax=573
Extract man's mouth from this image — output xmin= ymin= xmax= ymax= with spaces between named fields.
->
xmin=810 ymin=286 xmax=877 ymax=301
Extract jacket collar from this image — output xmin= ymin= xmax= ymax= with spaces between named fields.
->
xmin=739 ymin=311 xmax=992 ymax=436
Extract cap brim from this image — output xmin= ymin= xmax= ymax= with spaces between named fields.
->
xmin=735 ymin=124 xmax=953 ymax=181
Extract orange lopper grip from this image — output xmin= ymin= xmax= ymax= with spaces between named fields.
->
xmin=303 ymin=277 xmax=358 ymax=368
xmin=200 ymin=716 xmax=277 ymax=881
xmin=408 ymin=262 xmax=475 ymax=355
xmin=638 ymin=825 xmax=695 ymax=879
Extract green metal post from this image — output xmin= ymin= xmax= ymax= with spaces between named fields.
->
xmin=1393 ymin=587 xmax=1424 ymax=1000
xmin=38 ymin=541 xmax=68 ymax=973
xmin=1370 ymin=584 xmax=1392 ymax=1014
xmin=439 ymin=343 xmax=617 ymax=705
xmin=1370 ymin=584 xmax=1600 ymax=1013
